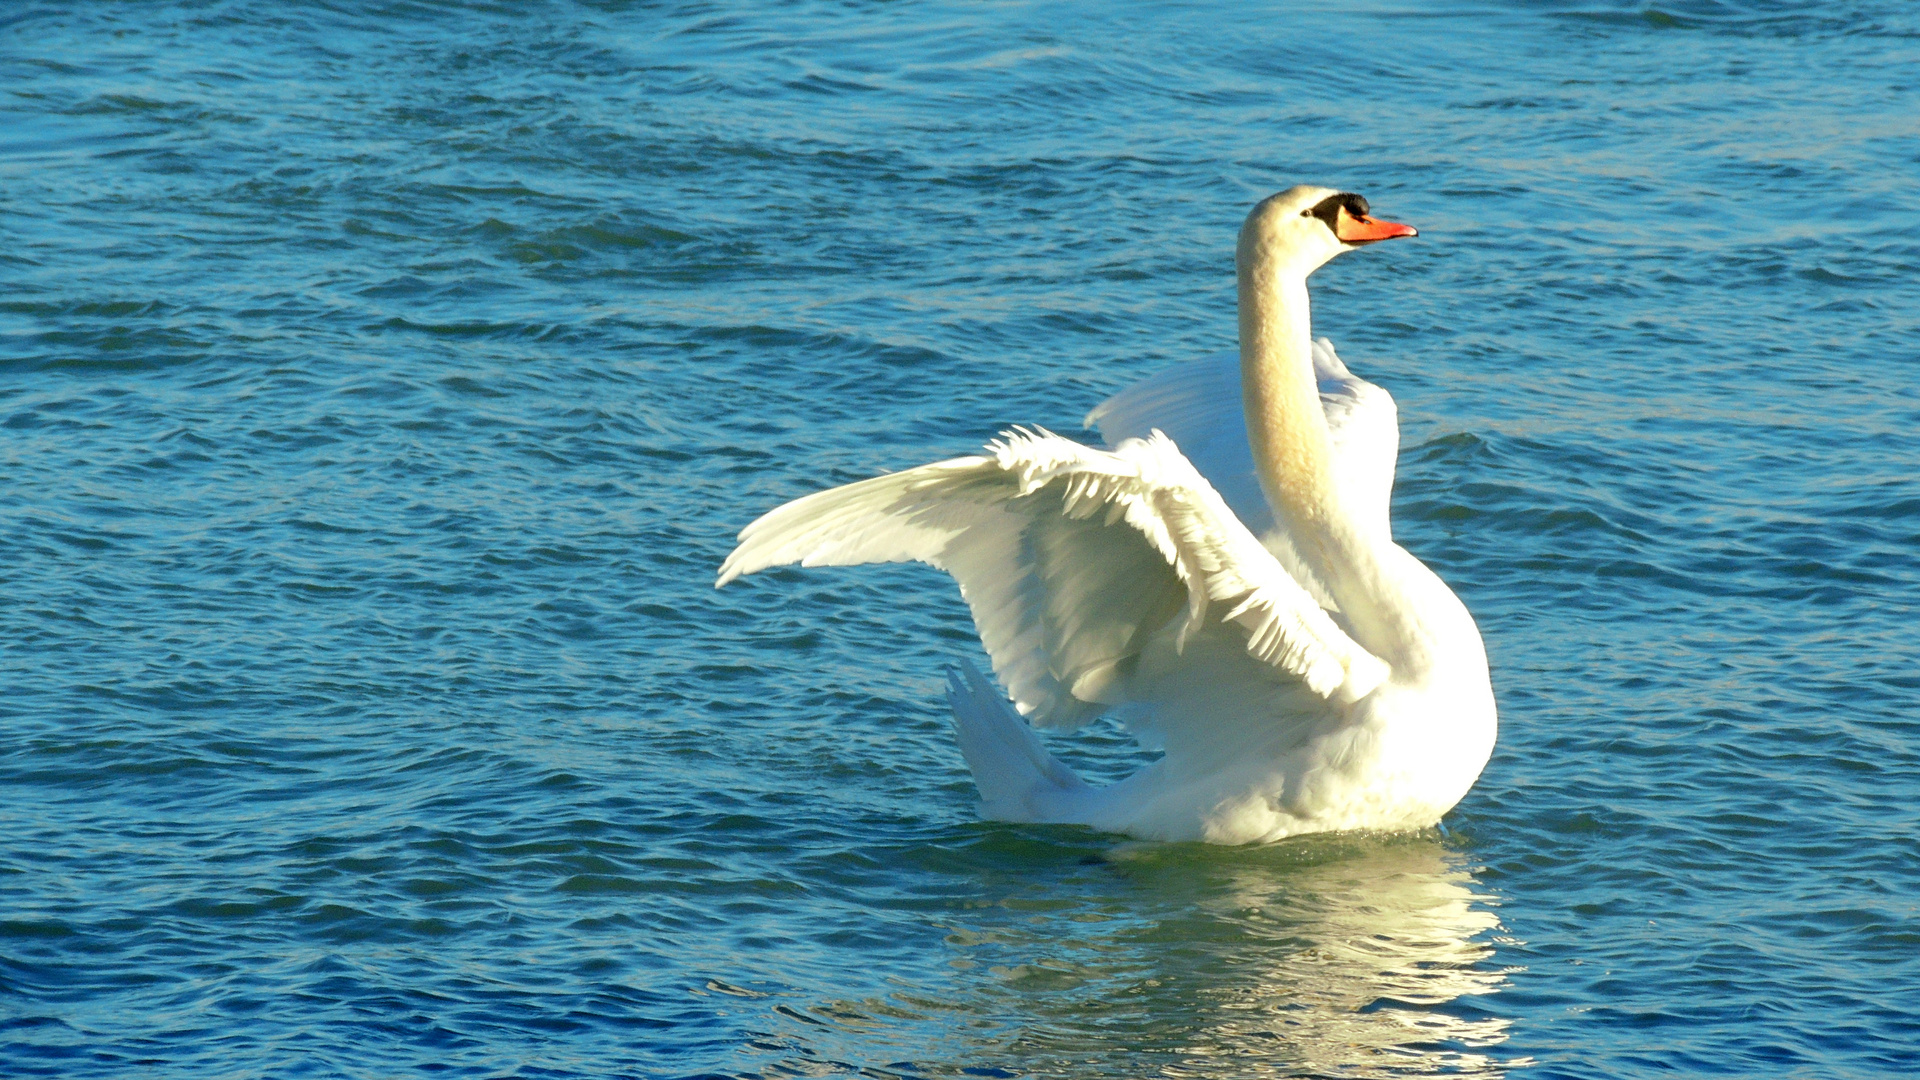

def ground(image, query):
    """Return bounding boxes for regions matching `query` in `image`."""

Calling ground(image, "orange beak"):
[1337,210,1418,245]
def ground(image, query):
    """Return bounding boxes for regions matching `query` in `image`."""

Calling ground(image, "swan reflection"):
[1097,835,1514,1076]
[772,831,1515,1078]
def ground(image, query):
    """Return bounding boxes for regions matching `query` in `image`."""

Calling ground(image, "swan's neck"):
[1239,262,1337,537]
[1238,251,1461,677]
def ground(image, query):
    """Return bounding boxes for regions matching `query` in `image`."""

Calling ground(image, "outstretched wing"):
[717,429,1388,729]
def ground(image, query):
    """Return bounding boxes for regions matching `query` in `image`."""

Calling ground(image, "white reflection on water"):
[773,832,1517,1079]
[1117,836,1514,1077]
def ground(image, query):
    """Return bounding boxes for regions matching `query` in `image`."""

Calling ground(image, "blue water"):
[3,1,1918,1076]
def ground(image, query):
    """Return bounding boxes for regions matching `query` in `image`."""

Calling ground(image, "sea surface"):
[3,2,1917,1077]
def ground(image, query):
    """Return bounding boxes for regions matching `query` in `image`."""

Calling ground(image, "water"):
[2,1,1917,1076]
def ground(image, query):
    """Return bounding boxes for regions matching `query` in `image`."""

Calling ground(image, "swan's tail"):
[946,662,1089,822]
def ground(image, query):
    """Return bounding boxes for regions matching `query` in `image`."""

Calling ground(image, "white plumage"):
[718,186,1496,844]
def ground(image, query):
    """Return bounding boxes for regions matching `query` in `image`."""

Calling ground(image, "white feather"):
[718,427,1387,728]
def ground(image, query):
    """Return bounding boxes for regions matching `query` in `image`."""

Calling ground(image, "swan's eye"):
[1307,192,1349,234]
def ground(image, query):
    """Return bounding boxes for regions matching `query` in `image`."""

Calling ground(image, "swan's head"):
[1238,185,1418,278]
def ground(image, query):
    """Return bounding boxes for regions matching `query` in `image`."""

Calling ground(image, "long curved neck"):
[1238,241,1450,674]
[1238,242,1393,633]
[1238,254,1337,537]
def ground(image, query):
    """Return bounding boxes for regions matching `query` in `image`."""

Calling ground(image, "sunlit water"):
[3,2,1917,1077]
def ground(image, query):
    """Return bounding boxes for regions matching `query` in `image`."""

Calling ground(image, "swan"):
[717,186,1496,844]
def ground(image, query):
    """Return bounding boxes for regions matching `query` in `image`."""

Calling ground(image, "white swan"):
[717,186,1496,844]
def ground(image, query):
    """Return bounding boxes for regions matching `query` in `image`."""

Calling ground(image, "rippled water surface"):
[4,2,1918,1077]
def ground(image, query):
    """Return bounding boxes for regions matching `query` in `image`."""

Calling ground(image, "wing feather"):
[718,428,1388,727]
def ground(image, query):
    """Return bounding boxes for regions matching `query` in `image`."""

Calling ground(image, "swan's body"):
[718,186,1495,844]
